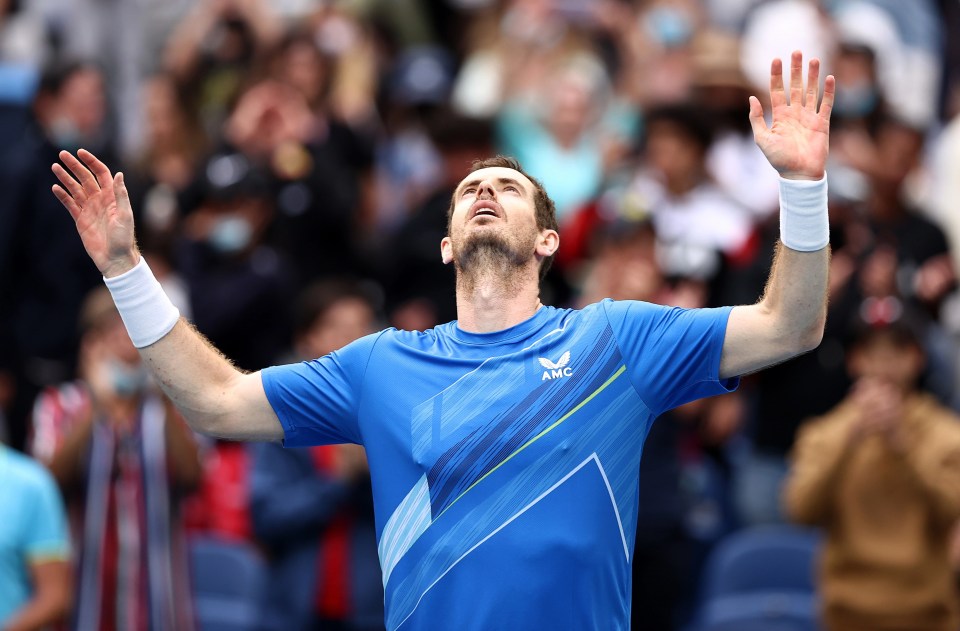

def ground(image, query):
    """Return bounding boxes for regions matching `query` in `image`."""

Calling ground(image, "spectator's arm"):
[162,0,225,80]
[783,410,855,526]
[230,0,282,51]
[899,408,960,526]
[163,0,281,80]
[41,410,94,491]
[1,560,72,631]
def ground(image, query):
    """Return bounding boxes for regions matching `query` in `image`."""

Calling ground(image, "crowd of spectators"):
[2,0,960,629]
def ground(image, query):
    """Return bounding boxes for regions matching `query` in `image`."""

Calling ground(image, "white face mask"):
[207,215,253,254]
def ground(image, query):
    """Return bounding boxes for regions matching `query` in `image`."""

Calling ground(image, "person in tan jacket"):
[784,317,960,631]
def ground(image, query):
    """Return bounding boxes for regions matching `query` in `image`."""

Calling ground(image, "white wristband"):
[779,174,829,252]
[103,257,181,348]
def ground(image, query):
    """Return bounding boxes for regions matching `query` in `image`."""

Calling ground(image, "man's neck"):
[454,267,543,333]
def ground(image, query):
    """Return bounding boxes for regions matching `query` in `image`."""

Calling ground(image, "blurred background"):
[2,0,960,630]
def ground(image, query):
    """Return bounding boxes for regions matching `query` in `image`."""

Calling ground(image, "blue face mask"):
[106,359,148,398]
[644,7,694,48]
[833,82,879,118]
[207,215,253,254]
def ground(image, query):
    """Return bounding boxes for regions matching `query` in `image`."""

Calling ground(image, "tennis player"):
[52,52,833,630]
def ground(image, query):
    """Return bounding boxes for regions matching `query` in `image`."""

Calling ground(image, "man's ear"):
[441,236,453,264]
[536,229,560,259]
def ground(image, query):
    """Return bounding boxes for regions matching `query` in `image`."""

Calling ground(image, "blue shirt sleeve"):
[601,299,738,417]
[24,466,70,562]
[261,332,385,447]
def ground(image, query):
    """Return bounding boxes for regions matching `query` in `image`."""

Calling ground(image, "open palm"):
[749,51,835,180]
[52,149,138,277]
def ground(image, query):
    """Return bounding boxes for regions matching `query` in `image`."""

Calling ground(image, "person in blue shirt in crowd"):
[0,443,71,631]
[51,52,834,631]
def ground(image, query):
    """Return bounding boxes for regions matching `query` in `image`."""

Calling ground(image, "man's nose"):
[477,181,495,199]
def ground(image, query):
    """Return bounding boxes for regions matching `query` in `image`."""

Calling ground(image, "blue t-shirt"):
[262,300,737,631]
[0,445,70,624]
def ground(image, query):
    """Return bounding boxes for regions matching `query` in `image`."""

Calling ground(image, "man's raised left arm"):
[720,51,835,379]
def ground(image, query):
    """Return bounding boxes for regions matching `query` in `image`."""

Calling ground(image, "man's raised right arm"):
[52,149,283,441]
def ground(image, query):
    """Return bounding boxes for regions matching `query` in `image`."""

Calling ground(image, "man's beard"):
[453,229,533,292]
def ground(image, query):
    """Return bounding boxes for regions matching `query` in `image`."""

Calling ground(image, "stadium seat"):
[190,536,266,631]
[690,525,823,631]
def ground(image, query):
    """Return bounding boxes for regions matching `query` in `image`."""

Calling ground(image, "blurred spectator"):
[0,60,112,451]
[827,37,891,204]
[694,30,779,219]
[0,442,71,631]
[784,316,960,631]
[127,74,209,237]
[219,77,370,286]
[451,0,585,119]
[831,0,942,129]
[852,116,955,316]
[739,0,835,106]
[612,104,753,284]
[495,51,615,221]
[29,286,202,631]
[177,150,296,371]
[0,0,51,74]
[381,110,493,329]
[163,0,282,138]
[452,1,643,222]
[631,0,705,106]
[371,46,453,236]
[33,60,114,158]
[250,280,384,631]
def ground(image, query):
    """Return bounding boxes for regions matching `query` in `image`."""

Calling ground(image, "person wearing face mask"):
[176,152,297,371]
[28,286,203,631]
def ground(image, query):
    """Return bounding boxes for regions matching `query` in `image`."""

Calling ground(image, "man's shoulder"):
[1,447,58,496]
[911,394,960,430]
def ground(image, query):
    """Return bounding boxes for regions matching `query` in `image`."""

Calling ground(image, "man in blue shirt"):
[52,53,834,630]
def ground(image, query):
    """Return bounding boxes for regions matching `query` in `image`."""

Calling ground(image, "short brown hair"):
[447,156,559,280]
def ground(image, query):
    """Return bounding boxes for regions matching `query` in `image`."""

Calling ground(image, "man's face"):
[848,336,924,392]
[441,167,551,273]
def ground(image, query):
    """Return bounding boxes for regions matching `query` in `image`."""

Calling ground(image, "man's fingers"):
[51,163,85,201]
[114,172,130,209]
[789,50,803,107]
[52,184,82,220]
[819,74,836,122]
[804,58,820,110]
[769,58,787,108]
[59,150,99,192]
[748,96,768,140]
[78,148,113,190]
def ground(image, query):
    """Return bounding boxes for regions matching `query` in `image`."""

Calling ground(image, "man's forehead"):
[457,167,534,190]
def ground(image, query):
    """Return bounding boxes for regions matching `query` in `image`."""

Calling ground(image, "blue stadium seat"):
[690,525,823,631]
[190,536,266,631]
